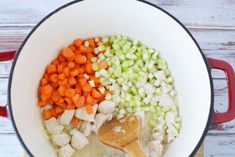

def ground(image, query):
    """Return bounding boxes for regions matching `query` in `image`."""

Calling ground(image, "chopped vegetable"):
[38,36,180,157]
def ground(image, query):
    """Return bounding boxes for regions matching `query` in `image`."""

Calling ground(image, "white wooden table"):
[0,0,235,156]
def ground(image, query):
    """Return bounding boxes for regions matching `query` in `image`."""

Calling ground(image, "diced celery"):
[94,48,99,54]
[122,85,128,91]
[158,58,167,70]
[104,49,111,57]
[148,73,154,79]
[161,81,167,87]
[112,43,119,50]
[92,64,100,71]
[105,93,112,100]
[126,107,133,113]
[89,80,95,87]
[155,88,162,95]
[98,87,105,94]
[130,86,137,94]
[127,82,132,87]
[93,35,180,134]
[84,74,89,80]
[102,37,109,43]
[100,77,106,83]
[175,123,181,130]
[125,93,132,101]
[95,37,100,42]
[95,71,101,78]
[167,76,174,83]
[154,80,160,87]
[152,53,158,60]
[117,114,124,120]
[143,53,149,61]
[98,45,106,52]
[170,90,176,96]
[91,57,97,63]
[117,78,124,84]
[165,69,171,76]
[84,41,89,47]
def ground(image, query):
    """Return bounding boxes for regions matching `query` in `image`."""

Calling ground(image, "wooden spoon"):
[98,115,148,157]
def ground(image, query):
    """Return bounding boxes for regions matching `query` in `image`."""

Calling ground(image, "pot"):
[0,0,234,157]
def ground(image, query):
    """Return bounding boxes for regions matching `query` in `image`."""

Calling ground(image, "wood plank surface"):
[0,0,234,157]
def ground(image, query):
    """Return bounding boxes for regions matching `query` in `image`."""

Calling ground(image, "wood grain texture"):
[0,0,234,157]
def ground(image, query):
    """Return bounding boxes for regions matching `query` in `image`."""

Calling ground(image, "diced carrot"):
[91,88,102,99]
[58,79,68,86]
[57,64,64,73]
[78,74,84,79]
[51,82,59,88]
[74,49,81,55]
[58,73,65,80]
[40,94,51,102]
[79,45,88,53]
[52,59,60,66]
[75,86,82,96]
[42,109,52,120]
[61,62,67,67]
[88,47,94,53]
[69,44,76,52]
[99,61,108,69]
[74,38,83,47]
[40,78,48,86]
[71,116,80,125]
[78,68,85,74]
[85,63,94,74]
[38,100,47,107]
[74,64,79,69]
[41,84,53,95]
[82,83,92,92]
[75,55,87,64]
[86,95,98,106]
[43,73,49,80]
[83,92,90,97]
[58,53,66,62]
[65,88,76,97]
[50,74,58,83]
[87,53,94,60]
[55,106,63,115]
[56,102,67,109]
[67,55,75,62]
[87,38,96,47]
[51,91,61,102]
[85,60,91,64]
[46,64,57,74]
[86,105,93,114]
[47,98,54,104]
[63,67,70,77]
[62,47,75,59]
[68,61,75,69]
[76,96,85,108]
[78,78,87,86]
[70,69,79,76]
[57,98,64,103]
[65,97,73,106]
[72,94,79,104]
[68,76,77,86]
[50,108,57,117]
[58,86,66,96]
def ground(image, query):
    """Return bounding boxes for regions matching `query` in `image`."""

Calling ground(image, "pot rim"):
[7,0,214,156]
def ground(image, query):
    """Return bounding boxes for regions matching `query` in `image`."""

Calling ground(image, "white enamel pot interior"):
[9,0,213,157]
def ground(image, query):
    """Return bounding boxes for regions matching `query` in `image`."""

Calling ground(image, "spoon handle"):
[123,140,148,157]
